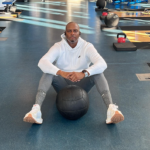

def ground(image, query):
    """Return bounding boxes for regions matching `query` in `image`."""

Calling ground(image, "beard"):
[66,37,78,44]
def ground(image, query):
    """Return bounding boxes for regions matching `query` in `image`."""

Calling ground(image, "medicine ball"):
[96,0,106,9]
[104,13,119,28]
[56,85,89,120]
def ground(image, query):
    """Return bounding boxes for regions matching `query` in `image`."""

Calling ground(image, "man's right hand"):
[56,70,72,79]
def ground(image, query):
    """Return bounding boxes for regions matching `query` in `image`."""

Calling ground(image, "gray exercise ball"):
[56,85,89,120]
[104,13,119,28]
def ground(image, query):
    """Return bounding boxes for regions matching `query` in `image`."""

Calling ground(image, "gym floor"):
[0,0,150,150]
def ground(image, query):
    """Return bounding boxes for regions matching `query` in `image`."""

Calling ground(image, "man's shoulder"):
[80,38,92,47]
[87,42,93,46]
[54,41,62,46]
[83,41,94,48]
[50,41,62,50]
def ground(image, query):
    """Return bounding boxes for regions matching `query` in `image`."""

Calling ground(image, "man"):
[23,22,124,124]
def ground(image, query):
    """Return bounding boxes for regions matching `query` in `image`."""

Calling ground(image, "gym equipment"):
[0,0,22,19]
[141,8,150,15]
[2,0,16,13]
[108,8,145,12]
[113,33,137,51]
[56,85,89,120]
[113,42,137,51]
[96,0,105,9]
[10,5,16,13]
[104,13,119,28]
[112,0,121,4]
[102,12,108,16]
[0,27,6,32]
[100,12,108,20]
[95,0,108,11]
[112,0,148,5]
[127,0,148,6]
[117,33,126,43]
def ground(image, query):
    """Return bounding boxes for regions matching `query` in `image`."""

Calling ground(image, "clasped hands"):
[57,70,85,82]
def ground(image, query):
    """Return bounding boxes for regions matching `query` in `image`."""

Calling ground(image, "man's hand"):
[68,72,85,82]
[57,70,72,79]
[57,70,85,82]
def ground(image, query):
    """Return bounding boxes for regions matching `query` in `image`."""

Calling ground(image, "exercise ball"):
[56,85,89,120]
[104,13,119,28]
[96,0,106,9]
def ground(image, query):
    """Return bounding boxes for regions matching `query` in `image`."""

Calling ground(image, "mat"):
[120,26,150,30]
[0,18,23,21]
[113,42,137,51]
[120,17,150,20]
[119,26,150,31]
[0,11,22,21]
[136,73,150,81]
[120,26,150,42]
[108,8,145,12]
[132,42,150,49]
[0,37,7,41]
[0,27,6,32]
[0,10,22,13]
[119,26,150,49]
[122,30,150,42]
[111,11,150,18]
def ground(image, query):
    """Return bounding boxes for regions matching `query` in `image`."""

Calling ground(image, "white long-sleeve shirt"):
[38,34,107,76]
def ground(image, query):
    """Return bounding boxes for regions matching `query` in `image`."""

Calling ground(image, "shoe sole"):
[107,111,124,124]
[23,114,42,124]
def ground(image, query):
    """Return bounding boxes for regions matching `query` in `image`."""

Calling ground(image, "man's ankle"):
[33,104,41,109]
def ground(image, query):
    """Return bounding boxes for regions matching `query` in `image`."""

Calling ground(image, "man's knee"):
[42,73,54,79]
[92,73,105,81]
[38,73,54,92]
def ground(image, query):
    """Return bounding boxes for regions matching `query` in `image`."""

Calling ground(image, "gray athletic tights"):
[35,73,113,108]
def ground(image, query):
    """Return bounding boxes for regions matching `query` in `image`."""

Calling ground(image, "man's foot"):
[106,104,124,124]
[23,104,43,124]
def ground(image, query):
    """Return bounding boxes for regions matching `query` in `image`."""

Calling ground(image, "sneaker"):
[23,104,43,124]
[106,104,124,124]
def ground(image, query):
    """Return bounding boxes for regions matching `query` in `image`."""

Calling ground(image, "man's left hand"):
[67,72,85,82]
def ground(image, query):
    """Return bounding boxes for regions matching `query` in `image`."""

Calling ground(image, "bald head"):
[66,22,80,31]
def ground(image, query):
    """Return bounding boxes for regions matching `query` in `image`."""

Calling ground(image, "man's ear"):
[79,32,81,35]
[64,32,66,35]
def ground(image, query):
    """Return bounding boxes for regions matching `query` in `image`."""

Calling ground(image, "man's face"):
[65,23,80,44]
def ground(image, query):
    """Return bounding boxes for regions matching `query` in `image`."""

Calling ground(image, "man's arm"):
[85,44,107,76]
[38,44,83,82]
[38,44,60,75]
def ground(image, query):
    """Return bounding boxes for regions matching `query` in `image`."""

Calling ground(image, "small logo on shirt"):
[78,56,81,58]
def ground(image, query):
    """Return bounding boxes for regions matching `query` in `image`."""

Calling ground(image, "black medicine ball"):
[104,13,119,28]
[96,0,106,9]
[56,85,89,120]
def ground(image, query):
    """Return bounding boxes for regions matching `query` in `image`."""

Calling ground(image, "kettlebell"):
[102,12,108,16]
[100,12,108,20]
[117,33,126,43]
